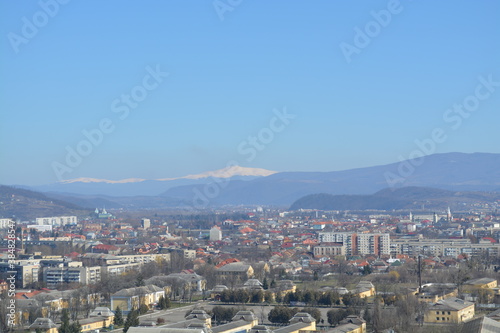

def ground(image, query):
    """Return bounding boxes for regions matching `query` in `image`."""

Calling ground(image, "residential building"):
[216,262,254,280]
[460,316,500,333]
[318,232,390,255]
[0,261,39,288]
[390,238,500,258]
[111,285,164,314]
[141,218,151,229]
[313,242,345,258]
[424,297,474,324]
[210,226,222,241]
[35,216,77,226]
[43,262,101,288]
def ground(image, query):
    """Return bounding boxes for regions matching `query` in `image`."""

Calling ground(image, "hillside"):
[0,185,90,221]
[289,187,500,211]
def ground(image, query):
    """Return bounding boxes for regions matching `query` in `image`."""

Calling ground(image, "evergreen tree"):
[158,295,171,309]
[135,275,145,287]
[59,309,71,333]
[114,306,124,326]
[270,279,276,288]
[139,304,149,315]
[123,309,140,333]
[262,277,269,290]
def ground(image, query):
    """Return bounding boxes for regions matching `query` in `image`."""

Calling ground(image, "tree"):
[135,275,145,287]
[114,307,124,326]
[327,309,347,326]
[59,309,71,333]
[158,295,171,310]
[268,306,298,324]
[301,307,321,323]
[371,297,383,333]
[139,304,149,315]
[123,309,140,333]
[211,306,237,324]
[262,277,269,290]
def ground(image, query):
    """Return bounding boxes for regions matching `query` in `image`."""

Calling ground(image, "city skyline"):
[1,1,499,185]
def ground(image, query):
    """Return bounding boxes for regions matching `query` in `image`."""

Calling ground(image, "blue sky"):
[1,0,499,185]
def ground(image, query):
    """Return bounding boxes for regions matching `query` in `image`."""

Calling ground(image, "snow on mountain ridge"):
[60,166,276,184]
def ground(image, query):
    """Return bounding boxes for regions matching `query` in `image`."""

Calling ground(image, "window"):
[436,311,439,315]
[436,317,440,321]
[448,312,451,315]
[442,317,445,321]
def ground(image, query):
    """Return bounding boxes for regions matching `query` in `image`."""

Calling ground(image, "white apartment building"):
[390,238,500,258]
[318,232,390,255]
[36,216,78,226]
[209,226,222,241]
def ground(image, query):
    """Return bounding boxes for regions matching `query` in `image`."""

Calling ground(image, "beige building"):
[313,242,345,258]
[424,297,474,324]
[111,285,165,314]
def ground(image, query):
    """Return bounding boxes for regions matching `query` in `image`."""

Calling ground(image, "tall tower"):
[447,207,452,223]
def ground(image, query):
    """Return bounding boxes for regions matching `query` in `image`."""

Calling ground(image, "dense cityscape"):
[2,195,500,332]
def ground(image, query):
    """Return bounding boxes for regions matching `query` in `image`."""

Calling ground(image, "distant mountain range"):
[10,152,500,209]
[289,187,500,211]
[26,166,276,196]
[160,152,500,206]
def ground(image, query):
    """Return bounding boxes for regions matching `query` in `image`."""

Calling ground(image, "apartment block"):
[43,262,101,288]
[318,232,390,255]
[36,216,77,226]
[390,238,500,258]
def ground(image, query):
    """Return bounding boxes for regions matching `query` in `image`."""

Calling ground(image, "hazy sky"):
[1,0,499,185]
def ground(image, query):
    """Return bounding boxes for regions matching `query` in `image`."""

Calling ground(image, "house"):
[29,318,58,333]
[274,312,316,333]
[460,316,500,332]
[111,285,165,314]
[328,323,364,333]
[415,283,457,303]
[211,310,259,333]
[463,278,498,291]
[424,297,474,324]
[165,271,207,292]
[79,316,114,332]
[336,316,366,333]
[352,281,375,298]
[216,262,254,281]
